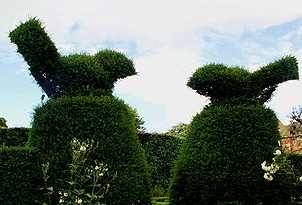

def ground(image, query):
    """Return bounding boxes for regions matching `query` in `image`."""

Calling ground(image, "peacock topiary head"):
[9,18,136,98]
[187,56,299,104]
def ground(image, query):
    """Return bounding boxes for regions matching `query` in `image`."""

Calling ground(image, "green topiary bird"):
[170,57,299,204]
[9,18,136,97]
[187,56,299,103]
[9,18,150,205]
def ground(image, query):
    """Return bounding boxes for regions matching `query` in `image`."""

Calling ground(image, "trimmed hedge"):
[138,133,184,195]
[0,127,30,147]
[0,146,43,204]
[169,102,292,204]
[28,95,151,204]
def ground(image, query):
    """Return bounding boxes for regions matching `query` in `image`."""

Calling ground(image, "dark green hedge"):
[138,133,184,194]
[170,103,292,204]
[28,95,151,204]
[0,127,30,147]
[0,146,43,204]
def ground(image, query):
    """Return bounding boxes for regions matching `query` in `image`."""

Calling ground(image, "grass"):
[151,197,170,205]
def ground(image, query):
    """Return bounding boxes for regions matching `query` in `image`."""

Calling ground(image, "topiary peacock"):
[169,57,299,204]
[10,18,150,205]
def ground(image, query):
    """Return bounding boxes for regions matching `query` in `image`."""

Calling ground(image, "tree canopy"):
[0,117,7,128]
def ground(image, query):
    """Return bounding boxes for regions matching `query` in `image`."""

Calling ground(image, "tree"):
[0,117,7,128]
[289,106,302,137]
[166,123,188,138]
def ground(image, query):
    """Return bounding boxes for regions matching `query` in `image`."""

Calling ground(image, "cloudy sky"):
[0,0,302,132]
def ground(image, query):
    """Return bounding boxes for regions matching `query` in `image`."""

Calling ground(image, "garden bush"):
[170,102,293,204]
[138,133,184,195]
[170,56,299,204]
[0,127,30,147]
[28,95,151,204]
[0,146,43,204]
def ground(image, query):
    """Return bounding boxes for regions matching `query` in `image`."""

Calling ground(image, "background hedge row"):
[0,146,43,204]
[2,126,302,203]
[138,132,184,196]
[0,127,29,147]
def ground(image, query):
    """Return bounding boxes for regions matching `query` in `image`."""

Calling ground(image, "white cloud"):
[1,0,302,130]
[115,47,206,125]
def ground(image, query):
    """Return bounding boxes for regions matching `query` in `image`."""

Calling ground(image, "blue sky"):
[0,0,302,132]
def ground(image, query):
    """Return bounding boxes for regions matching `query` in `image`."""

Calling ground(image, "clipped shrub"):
[170,102,293,204]
[28,95,151,204]
[0,146,43,204]
[138,133,184,195]
[170,56,299,204]
[0,127,30,147]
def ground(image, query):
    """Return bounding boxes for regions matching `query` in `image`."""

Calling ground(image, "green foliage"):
[187,56,299,103]
[169,103,291,204]
[286,153,302,203]
[151,197,170,205]
[9,18,60,97]
[41,138,115,205]
[0,117,8,128]
[9,18,136,97]
[138,133,184,195]
[0,146,43,204]
[0,127,30,147]
[187,64,250,102]
[28,95,151,204]
[166,123,188,138]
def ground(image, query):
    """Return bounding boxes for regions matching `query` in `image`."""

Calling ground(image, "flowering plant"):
[261,149,282,181]
[261,148,302,202]
[41,138,116,205]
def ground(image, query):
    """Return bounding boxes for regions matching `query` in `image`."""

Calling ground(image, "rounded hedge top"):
[9,18,136,97]
[187,56,299,103]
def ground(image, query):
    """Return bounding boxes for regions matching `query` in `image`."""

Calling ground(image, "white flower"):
[273,150,282,156]
[261,161,271,172]
[264,173,273,181]
[63,192,68,197]
[299,176,302,181]
[80,145,86,152]
[269,166,279,174]
[76,198,83,204]
[59,198,64,203]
